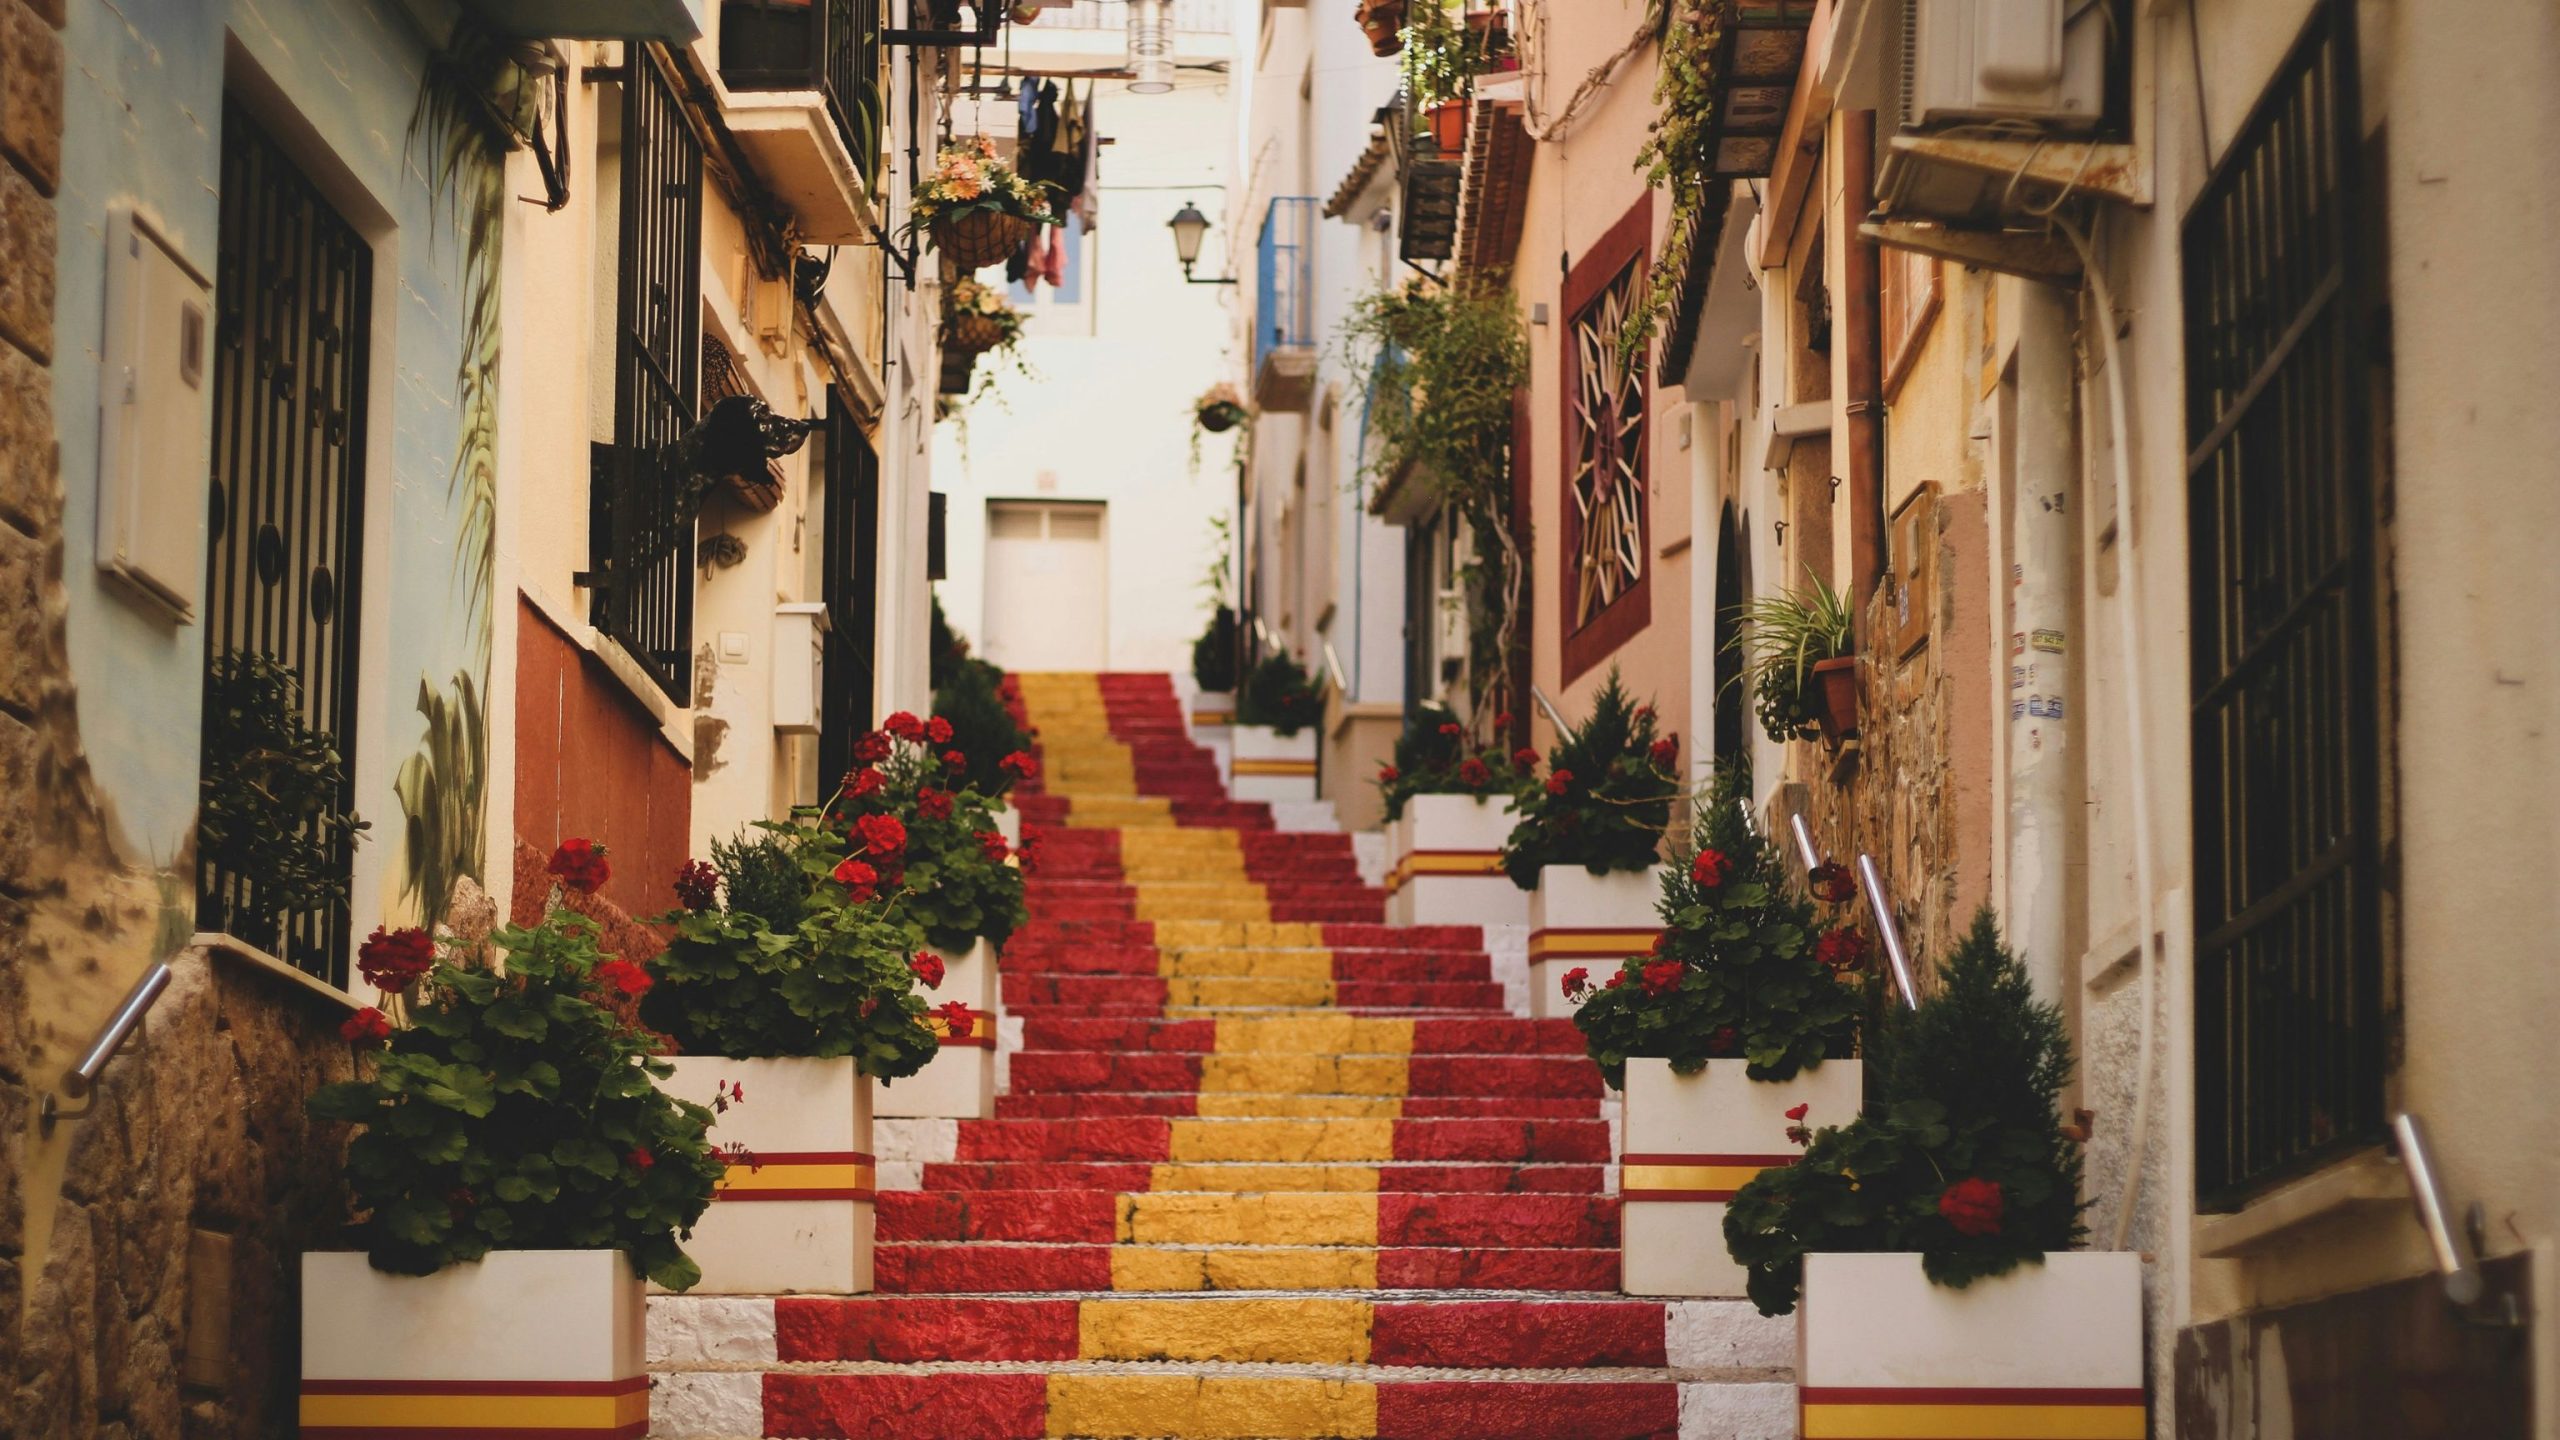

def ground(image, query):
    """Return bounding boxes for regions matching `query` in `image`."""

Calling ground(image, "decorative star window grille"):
[1570,256,1648,630]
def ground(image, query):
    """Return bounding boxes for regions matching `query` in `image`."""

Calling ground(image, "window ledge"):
[2193,1147,2404,1258]
[196,933,361,1011]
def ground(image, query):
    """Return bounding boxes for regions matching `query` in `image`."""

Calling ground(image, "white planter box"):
[1231,724,1318,802]
[876,938,997,1120]
[1386,794,1528,927]
[993,803,1020,847]
[1529,864,1668,1018]
[659,1056,876,1295]
[1800,1251,2145,1435]
[1619,1056,1863,1298]
[301,1249,645,1434]
[1189,689,1235,731]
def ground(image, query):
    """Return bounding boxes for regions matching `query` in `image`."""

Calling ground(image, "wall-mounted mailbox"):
[96,210,213,622]
[773,602,829,735]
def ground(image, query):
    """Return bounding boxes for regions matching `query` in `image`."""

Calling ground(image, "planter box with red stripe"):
[1231,724,1318,802]
[1529,865,1666,1018]
[661,1056,877,1294]
[1386,794,1528,927]
[300,1249,647,1436]
[1618,1056,1861,1297]
[1799,1251,2145,1438]
[876,938,997,1121]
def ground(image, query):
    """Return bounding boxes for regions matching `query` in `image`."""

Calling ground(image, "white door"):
[983,500,1109,672]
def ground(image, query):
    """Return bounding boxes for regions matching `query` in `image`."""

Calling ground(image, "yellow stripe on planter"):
[300,1381,649,1434]
[1526,927,1662,961]
[1385,850,1506,892]
[1231,757,1319,777]
[1800,1397,2147,1440]
[1046,1374,1378,1440]
[1616,1159,1780,1202]
[1078,1297,1374,1365]
[712,1151,877,1201]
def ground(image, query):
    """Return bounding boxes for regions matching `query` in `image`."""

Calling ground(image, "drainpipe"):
[1688,399,1720,793]
[1839,115,1885,638]
[2006,281,2078,1008]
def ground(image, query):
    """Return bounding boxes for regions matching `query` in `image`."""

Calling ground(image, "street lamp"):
[1167,202,1237,285]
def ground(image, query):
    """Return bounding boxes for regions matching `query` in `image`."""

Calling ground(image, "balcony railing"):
[721,0,885,184]
[1024,0,1226,30]
[1255,197,1316,374]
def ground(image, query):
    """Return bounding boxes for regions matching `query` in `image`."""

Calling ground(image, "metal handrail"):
[1787,810,1917,1011]
[2390,1113,2484,1306]
[41,960,174,1133]
[1527,683,1570,734]
[1321,641,1349,695]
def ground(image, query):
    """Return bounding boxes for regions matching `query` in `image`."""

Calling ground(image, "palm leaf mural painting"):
[393,27,511,925]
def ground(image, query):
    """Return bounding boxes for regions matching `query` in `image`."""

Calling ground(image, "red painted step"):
[873,1243,1621,1294]
[918,1161,1611,1194]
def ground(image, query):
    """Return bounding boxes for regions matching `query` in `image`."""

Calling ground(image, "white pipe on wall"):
[2006,282,2079,1009]
[1689,400,1720,795]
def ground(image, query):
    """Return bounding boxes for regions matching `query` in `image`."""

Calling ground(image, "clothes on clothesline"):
[1008,77,1098,291]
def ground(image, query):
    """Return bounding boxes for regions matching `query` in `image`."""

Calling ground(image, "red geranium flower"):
[1016,836,1043,874]
[1690,847,1732,889]
[1560,966,1591,998]
[1494,711,1513,729]
[1640,959,1685,996]
[927,715,955,744]
[1545,768,1573,796]
[935,1000,976,1041]
[1785,1102,1813,1146]
[1512,747,1540,768]
[1648,736,1679,767]
[1001,751,1041,780]
[1456,758,1492,788]
[1808,861,1857,904]
[1814,926,1871,973]
[627,1147,655,1172]
[975,830,1010,863]
[1785,1103,1811,1122]
[672,860,721,912]
[917,788,956,821]
[884,711,926,741]
[357,926,437,992]
[547,838,611,895]
[595,958,653,998]
[1439,721,1464,737]
[1649,931,1668,954]
[910,951,946,990]
[339,1007,392,1046]
[857,813,908,858]
[832,856,879,902]
[1708,1025,1739,1056]
[943,749,968,770]
[853,731,892,765]
[849,767,887,798]
[1377,764,1400,784]
[1939,1176,2006,1237]
[1603,971,1626,990]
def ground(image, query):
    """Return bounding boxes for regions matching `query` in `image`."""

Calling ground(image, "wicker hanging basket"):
[932,208,1038,271]
[945,311,1012,356]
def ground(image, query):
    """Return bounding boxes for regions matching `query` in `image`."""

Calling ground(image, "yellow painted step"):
[1116,1192,1377,1247]
[1108,1245,1381,1292]
[1147,1163,1382,1193]
[1160,948,1336,981]
[1077,1297,1374,1365]
[1213,1016,1417,1056]
[1167,977,1332,1009]
[1168,1118,1396,1164]
[1045,1374,1378,1440]
[1193,1095,1402,1119]
[1155,921,1327,949]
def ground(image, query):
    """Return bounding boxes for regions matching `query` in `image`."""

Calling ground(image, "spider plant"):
[1727,572,1855,743]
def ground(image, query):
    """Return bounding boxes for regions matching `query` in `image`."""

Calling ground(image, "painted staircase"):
[651,673,1794,1439]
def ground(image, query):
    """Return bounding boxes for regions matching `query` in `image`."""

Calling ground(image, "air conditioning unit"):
[1902,0,2106,131]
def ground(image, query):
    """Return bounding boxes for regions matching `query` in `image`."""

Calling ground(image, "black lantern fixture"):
[1167,202,1237,285]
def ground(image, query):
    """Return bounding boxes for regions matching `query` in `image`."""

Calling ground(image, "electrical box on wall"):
[96,210,214,621]
[772,602,828,735]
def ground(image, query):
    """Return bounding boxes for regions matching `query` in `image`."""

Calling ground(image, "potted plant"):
[1356,0,1408,56]
[1501,671,1682,1005]
[1724,911,2139,1431]
[1564,770,1867,1294]
[934,655,1034,807]
[301,846,723,1423]
[825,711,1029,1120]
[1378,704,1533,927]
[1194,381,1250,434]
[942,276,1025,358]
[1401,0,1503,152]
[906,136,1058,272]
[640,822,949,1293]
[1233,649,1325,802]
[1191,604,1239,736]
[1730,571,1857,744]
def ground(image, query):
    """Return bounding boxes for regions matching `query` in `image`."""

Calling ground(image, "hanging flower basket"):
[933,208,1037,271]
[1358,0,1408,56]
[1198,400,1248,433]
[945,310,1012,356]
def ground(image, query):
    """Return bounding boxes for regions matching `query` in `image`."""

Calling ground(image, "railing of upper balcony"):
[1026,0,1227,31]
[720,0,886,183]
[1255,197,1316,376]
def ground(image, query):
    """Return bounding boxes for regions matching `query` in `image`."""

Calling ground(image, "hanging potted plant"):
[1378,703,1534,927]
[640,820,945,1293]
[1564,767,1867,1295]
[1194,381,1250,434]
[301,846,724,1425]
[1725,910,2138,1433]
[907,136,1058,272]
[822,710,1031,1121]
[942,276,1025,358]
[1730,571,1857,744]
[1357,0,1409,56]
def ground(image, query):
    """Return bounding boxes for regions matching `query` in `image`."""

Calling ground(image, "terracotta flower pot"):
[1812,655,1859,741]
[1425,99,1467,153]
[932,208,1036,271]
[1358,0,1407,56]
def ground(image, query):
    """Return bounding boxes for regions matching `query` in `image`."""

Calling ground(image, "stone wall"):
[0,1,358,1432]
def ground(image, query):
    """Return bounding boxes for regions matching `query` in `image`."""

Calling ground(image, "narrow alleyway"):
[652,672,1788,1438]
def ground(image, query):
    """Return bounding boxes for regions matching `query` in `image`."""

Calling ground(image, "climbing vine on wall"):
[1624,0,1728,364]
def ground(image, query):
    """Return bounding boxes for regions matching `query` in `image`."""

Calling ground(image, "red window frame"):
[1558,194,1655,685]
